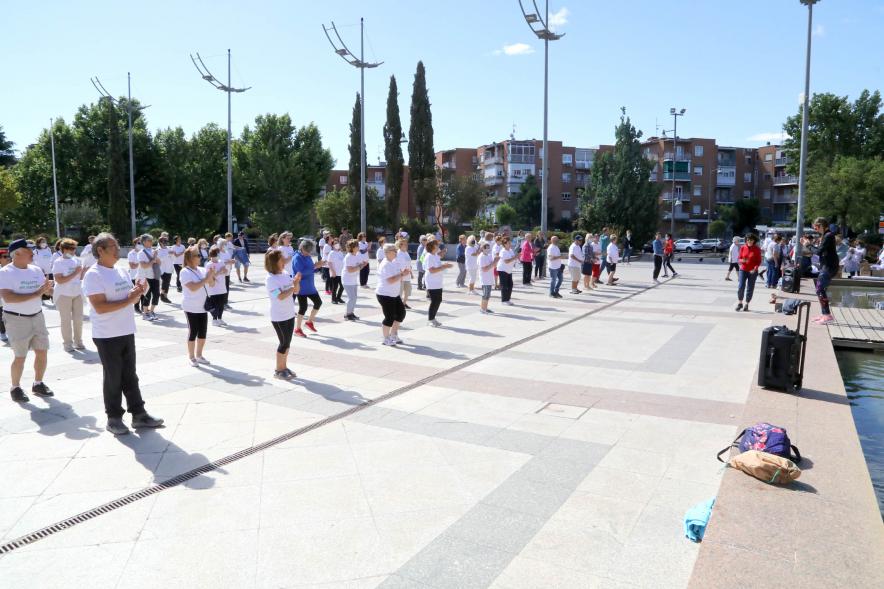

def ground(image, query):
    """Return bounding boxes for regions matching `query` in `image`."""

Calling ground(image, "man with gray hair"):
[0,239,55,402]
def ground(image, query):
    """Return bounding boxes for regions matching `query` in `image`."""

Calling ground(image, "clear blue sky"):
[2,0,882,167]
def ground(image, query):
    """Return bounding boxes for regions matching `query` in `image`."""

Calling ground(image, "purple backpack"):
[717,422,801,463]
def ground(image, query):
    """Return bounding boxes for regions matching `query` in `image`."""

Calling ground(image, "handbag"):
[189,268,215,313]
[144,248,162,280]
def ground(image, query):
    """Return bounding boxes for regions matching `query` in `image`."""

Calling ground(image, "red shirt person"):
[735,234,762,312]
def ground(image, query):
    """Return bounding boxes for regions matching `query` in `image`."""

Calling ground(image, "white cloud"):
[549,7,569,31]
[494,43,534,56]
[747,132,791,143]
[812,24,825,37]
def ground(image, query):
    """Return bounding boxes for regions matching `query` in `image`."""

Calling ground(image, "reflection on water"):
[828,286,884,309]
[836,350,884,519]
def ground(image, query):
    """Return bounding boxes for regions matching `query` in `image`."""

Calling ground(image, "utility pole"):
[191,50,251,234]
[323,19,383,236]
[669,107,686,236]
[91,74,149,240]
[794,0,819,262]
[49,118,60,238]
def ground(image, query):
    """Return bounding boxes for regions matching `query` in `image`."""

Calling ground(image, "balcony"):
[773,175,798,186]
[716,157,736,167]
[663,152,691,162]
[662,171,691,181]
[484,176,503,185]
[662,211,690,221]
[649,172,658,182]
[716,194,735,204]
[575,160,591,170]
[773,193,798,204]
[440,161,456,169]
[482,154,503,165]
[717,167,736,187]
[508,154,534,164]
[775,156,791,167]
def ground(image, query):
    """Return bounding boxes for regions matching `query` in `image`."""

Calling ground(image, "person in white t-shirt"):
[342,239,367,320]
[157,236,175,304]
[33,236,53,276]
[205,246,229,327]
[80,235,96,270]
[321,233,334,294]
[0,239,55,402]
[375,236,387,268]
[465,235,480,295]
[127,237,144,315]
[546,235,563,298]
[375,243,409,345]
[0,248,9,343]
[179,246,217,366]
[218,238,236,310]
[496,237,517,305]
[567,234,585,294]
[277,232,296,267]
[606,234,621,285]
[491,236,503,290]
[136,234,161,321]
[265,249,302,380]
[83,233,163,436]
[357,232,371,287]
[51,238,86,352]
[396,238,414,309]
[423,238,453,326]
[477,241,497,314]
[172,236,186,292]
[326,237,345,304]
[725,236,741,281]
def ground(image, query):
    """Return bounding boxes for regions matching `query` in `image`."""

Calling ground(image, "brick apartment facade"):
[324,164,415,220]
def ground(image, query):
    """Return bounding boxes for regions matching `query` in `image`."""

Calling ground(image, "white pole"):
[541,0,549,235]
[127,72,136,240]
[795,1,815,261]
[227,49,234,235]
[49,118,61,237]
[359,18,367,236]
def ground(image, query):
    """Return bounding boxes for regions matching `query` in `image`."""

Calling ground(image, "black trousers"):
[330,276,343,302]
[142,278,160,307]
[93,334,145,418]
[427,288,442,320]
[209,293,226,320]
[522,260,532,284]
[271,317,295,353]
[377,294,406,327]
[663,254,676,275]
[174,264,183,289]
[359,264,370,287]
[297,293,322,316]
[653,255,663,280]
[161,272,172,293]
[131,279,141,312]
[500,272,514,302]
[185,311,208,341]
[534,255,545,278]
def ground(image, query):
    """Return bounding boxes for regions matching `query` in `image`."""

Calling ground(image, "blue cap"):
[7,238,32,254]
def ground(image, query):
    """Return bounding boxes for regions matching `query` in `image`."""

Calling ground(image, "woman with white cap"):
[375,243,409,345]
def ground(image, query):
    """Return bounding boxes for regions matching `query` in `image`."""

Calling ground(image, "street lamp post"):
[323,19,383,237]
[49,118,60,238]
[190,50,251,235]
[669,107,686,236]
[794,0,819,262]
[518,0,564,236]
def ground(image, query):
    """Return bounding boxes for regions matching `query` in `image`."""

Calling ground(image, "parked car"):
[674,239,705,253]
[701,238,725,253]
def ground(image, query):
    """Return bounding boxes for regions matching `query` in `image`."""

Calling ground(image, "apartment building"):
[324,163,414,220]
[757,144,798,224]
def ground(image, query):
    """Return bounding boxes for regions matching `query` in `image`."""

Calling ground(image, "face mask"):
[63,253,73,259]
[136,244,143,251]
[333,243,340,250]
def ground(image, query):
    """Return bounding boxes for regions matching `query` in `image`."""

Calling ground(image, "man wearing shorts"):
[0,239,55,402]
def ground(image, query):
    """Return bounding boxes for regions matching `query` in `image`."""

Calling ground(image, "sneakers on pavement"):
[32,383,54,397]
[10,387,28,403]
[735,303,743,311]
[131,412,164,429]
[305,321,317,333]
[294,328,307,338]
[106,417,130,436]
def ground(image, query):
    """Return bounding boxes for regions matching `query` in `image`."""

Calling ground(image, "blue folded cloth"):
[684,497,716,543]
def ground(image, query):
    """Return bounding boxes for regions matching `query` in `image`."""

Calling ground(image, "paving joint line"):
[0,278,669,555]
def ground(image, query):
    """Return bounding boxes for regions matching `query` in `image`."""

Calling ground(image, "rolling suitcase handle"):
[795,301,811,390]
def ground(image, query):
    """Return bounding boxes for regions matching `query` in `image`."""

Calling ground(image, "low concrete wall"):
[689,290,884,587]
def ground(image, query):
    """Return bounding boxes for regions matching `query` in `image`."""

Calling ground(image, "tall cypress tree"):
[106,100,129,239]
[383,75,404,226]
[408,61,435,220]
[348,92,362,192]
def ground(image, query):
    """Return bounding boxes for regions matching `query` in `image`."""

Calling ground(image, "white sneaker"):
[503,301,514,306]
[196,356,210,365]
[190,358,199,367]
[479,308,488,314]
[382,337,396,346]
[428,320,442,327]
[218,320,228,327]
[393,335,403,344]
[212,319,221,327]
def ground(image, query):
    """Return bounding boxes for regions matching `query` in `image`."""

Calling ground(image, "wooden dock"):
[828,306,884,350]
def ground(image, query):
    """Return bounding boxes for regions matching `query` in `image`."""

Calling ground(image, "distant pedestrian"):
[455,234,467,288]
[812,217,838,325]
[622,230,633,265]
[478,241,496,314]
[172,236,186,292]
[416,235,427,291]
[205,246,229,327]
[396,238,414,310]
[520,232,534,285]
[606,234,621,285]
[465,235,479,295]
[568,234,585,294]
[533,232,547,279]
[735,233,762,312]
[652,232,664,282]
[342,239,365,320]
[137,234,161,321]
[725,236,740,281]
[497,237,517,305]
[327,237,344,304]
[357,232,370,287]
[233,231,251,283]
[157,236,174,304]
[663,233,677,277]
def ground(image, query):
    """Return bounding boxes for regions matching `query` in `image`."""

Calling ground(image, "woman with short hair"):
[735,233,762,312]
[51,238,86,352]
[477,241,496,314]
[172,236,186,292]
[137,234,161,321]
[197,238,209,267]
[606,234,621,285]
[396,238,414,310]
[342,239,366,320]
[265,249,301,379]
[180,246,217,366]
[357,232,370,287]
[291,238,325,338]
[465,235,480,295]
[157,236,174,304]
[205,246,229,326]
[127,237,143,314]
[376,243,409,345]
[496,237,517,305]
[423,238,453,326]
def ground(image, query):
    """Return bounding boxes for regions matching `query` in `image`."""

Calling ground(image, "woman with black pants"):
[292,239,325,338]
[375,243,409,345]
[423,238,452,327]
[172,236,185,292]
[357,232,370,287]
[496,237,517,305]
[180,246,216,366]
[205,246,229,327]
[136,234,161,321]
[265,249,301,379]
[663,233,678,277]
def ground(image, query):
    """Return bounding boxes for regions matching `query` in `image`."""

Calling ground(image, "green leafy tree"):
[508,174,545,229]
[579,108,660,242]
[408,61,435,220]
[383,75,405,226]
[314,185,384,236]
[806,155,884,233]
[0,125,16,167]
[718,198,761,235]
[495,203,518,227]
[106,101,130,239]
[433,169,486,228]
[708,219,727,238]
[348,93,362,192]
[0,167,22,234]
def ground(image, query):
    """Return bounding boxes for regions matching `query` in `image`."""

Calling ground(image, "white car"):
[674,239,705,253]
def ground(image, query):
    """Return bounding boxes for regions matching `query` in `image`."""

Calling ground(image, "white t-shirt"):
[180,266,208,313]
[158,247,174,274]
[765,242,779,261]
[496,248,516,273]
[547,244,562,270]
[322,243,332,261]
[127,249,140,279]
[607,243,620,264]
[327,249,344,276]
[172,244,186,264]
[375,258,402,297]
[376,246,385,263]
[0,263,46,314]
[568,243,584,268]
[342,253,362,286]
[592,242,603,264]
[492,243,502,258]
[266,272,296,322]
[80,244,95,269]
[205,260,228,295]
[358,241,369,264]
[396,250,413,282]
[279,245,295,264]
[423,253,444,289]
[465,245,479,269]
[83,265,136,339]
[136,249,157,280]
[51,256,83,297]
[33,247,53,274]
[729,244,740,263]
[478,252,494,286]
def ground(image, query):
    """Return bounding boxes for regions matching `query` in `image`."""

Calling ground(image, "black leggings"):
[142,278,160,307]
[209,293,226,320]
[0,306,5,334]
[376,295,406,327]
[663,254,676,275]
[500,272,513,302]
[272,317,295,353]
[161,272,172,293]
[330,276,343,302]
[428,288,442,320]
[360,264,370,286]
[185,311,208,341]
[653,255,663,280]
[93,334,145,418]
[297,293,322,316]
[174,264,183,289]
[522,260,532,284]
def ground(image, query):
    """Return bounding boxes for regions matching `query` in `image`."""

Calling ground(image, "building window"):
[339,175,348,184]
[694,165,703,176]
[743,172,752,183]
[694,145,704,157]
[561,209,572,220]
[562,153,573,165]
[693,186,702,197]
[374,171,383,183]
[561,192,571,202]
[674,185,683,198]
[744,190,752,198]
[763,189,771,199]
[693,205,701,214]
[562,172,571,184]
[764,173,772,181]
[745,155,753,165]
[765,153,773,161]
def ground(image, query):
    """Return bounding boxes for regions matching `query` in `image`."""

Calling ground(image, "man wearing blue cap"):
[0,239,55,402]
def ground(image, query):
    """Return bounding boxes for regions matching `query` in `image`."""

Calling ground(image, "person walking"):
[735,233,762,312]
[342,239,365,321]
[568,234,585,294]
[812,217,838,325]
[622,230,633,265]
[520,232,534,285]
[0,239,55,402]
[137,234,161,321]
[292,239,325,338]
[416,235,427,291]
[157,236,174,304]
[396,238,414,310]
[357,232,370,288]
[265,249,301,379]
[465,235,480,295]
[327,237,344,304]
[205,246,229,327]
[83,233,163,435]
[725,236,740,281]
[455,234,467,288]
[233,231,251,283]
[497,237,517,305]
[765,234,781,288]
[424,238,453,326]
[127,237,143,314]
[376,243,408,345]
[180,246,216,366]
[546,235,563,298]
[652,232,664,283]
[663,233,678,277]
[172,236,186,292]
[606,234,621,285]
[582,233,595,291]
[492,235,503,290]
[51,238,86,352]
[599,228,610,278]
[477,241,496,314]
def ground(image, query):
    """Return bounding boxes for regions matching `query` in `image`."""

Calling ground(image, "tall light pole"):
[323,19,383,236]
[669,107,686,236]
[794,0,818,262]
[519,0,564,235]
[91,74,149,240]
[49,118,60,238]
[191,50,251,234]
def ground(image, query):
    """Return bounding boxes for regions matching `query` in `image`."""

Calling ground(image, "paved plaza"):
[0,258,797,587]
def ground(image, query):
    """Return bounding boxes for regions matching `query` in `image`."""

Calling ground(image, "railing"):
[482,155,503,165]
[716,174,736,187]
[715,195,735,203]
[773,193,798,204]
[775,157,791,166]
[662,211,690,220]
[663,152,691,162]
[773,175,798,185]
[484,176,503,185]
[716,158,736,167]
[663,171,691,181]
[440,161,455,169]
[575,161,591,169]
[508,154,534,164]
